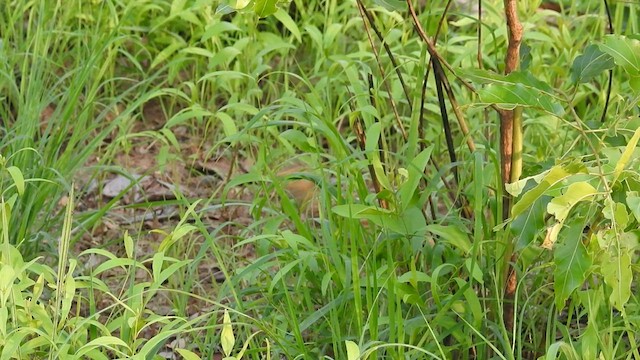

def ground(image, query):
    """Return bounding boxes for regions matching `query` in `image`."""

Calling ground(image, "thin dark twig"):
[432,57,458,184]
[356,0,407,140]
[477,0,483,68]
[600,0,614,123]
[359,2,413,110]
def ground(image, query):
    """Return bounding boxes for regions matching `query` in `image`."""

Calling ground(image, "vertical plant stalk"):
[501,0,523,334]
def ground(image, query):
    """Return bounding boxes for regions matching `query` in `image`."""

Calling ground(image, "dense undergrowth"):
[0,0,639,359]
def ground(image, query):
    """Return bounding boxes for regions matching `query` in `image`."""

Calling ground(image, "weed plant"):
[0,0,639,359]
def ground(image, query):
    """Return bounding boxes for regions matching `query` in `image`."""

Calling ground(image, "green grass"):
[1,0,639,359]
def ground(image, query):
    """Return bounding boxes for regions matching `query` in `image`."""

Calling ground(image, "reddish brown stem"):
[501,0,523,334]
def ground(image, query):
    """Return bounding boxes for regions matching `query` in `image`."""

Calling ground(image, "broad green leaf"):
[6,166,24,196]
[613,127,640,183]
[603,199,630,229]
[425,224,471,254]
[601,251,632,310]
[546,182,598,222]
[217,112,238,138]
[599,35,640,92]
[627,191,640,222]
[221,310,235,356]
[512,166,574,218]
[570,44,615,84]
[254,0,278,17]
[345,340,360,360]
[554,222,591,309]
[506,172,545,197]
[332,204,426,236]
[468,70,564,115]
[512,195,548,250]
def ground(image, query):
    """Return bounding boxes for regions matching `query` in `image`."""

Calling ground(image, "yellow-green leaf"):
[221,310,235,357]
[176,348,202,360]
[345,340,360,360]
[6,166,24,196]
[602,251,632,310]
[613,127,640,183]
[547,182,598,222]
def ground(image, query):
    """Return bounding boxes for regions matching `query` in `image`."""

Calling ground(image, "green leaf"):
[332,204,426,236]
[463,69,564,116]
[546,182,598,222]
[345,340,360,360]
[365,122,391,190]
[221,310,235,356]
[425,224,471,254]
[570,44,615,84]
[176,348,201,360]
[398,146,433,211]
[627,191,640,222]
[613,127,640,183]
[603,199,630,229]
[170,0,188,16]
[601,251,632,310]
[254,0,278,17]
[554,222,592,309]
[233,0,251,10]
[480,83,563,116]
[512,166,573,219]
[123,231,134,259]
[512,195,548,250]
[273,8,301,41]
[6,166,24,196]
[599,35,640,92]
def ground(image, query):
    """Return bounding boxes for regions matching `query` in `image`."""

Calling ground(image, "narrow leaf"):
[398,146,433,211]
[6,166,24,196]
[613,127,640,183]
